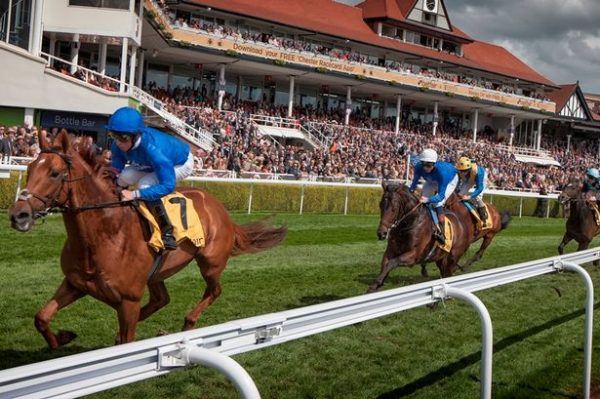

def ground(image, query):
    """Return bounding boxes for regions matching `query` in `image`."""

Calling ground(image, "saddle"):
[435,218,454,253]
[588,202,600,226]
[138,192,206,252]
[425,206,454,253]
[463,201,492,230]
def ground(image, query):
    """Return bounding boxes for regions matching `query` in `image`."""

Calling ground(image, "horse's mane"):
[68,134,120,198]
[394,184,419,210]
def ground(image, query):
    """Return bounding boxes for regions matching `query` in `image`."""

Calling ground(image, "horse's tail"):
[232,218,287,256]
[500,211,511,230]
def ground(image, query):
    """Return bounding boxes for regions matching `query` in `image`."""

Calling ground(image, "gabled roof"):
[547,83,596,119]
[358,0,405,20]
[397,0,417,17]
[358,0,471,41]
[184,0,556,87]
[546,84,578,113]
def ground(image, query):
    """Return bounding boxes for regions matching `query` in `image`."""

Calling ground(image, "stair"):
[129,87,215,151]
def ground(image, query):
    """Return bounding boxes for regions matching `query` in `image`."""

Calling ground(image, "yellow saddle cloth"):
[435,218,454,253]
[468,203,493,230]
[590,203,600,226]
[138,192,205,252]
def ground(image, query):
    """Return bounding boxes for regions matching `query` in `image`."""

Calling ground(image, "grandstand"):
[1,0,600,192]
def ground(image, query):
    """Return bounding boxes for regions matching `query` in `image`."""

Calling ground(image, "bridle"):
[18,149,133,219]
[384,188,423,233]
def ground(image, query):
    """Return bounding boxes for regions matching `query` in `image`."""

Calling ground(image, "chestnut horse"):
[558,180,600,260]
[368,184,470,292]
[9,130,287,349]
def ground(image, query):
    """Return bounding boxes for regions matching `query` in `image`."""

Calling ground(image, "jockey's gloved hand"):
[121,189,138,201]
[419,196,429,204]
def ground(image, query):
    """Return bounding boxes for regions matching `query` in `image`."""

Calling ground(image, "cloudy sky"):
[339,0,600,93]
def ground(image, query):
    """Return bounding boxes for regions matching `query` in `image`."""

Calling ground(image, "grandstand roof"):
[187,0,556,87]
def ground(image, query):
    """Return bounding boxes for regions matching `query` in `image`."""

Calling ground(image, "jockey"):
[582,168,600,197]
[455,156,488,223]
[107,107,194,250]
[409,148,458,244]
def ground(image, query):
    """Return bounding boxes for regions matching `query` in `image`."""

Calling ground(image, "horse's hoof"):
[156,329,169,336]
[56,330,77,346]
[366,286,379,294]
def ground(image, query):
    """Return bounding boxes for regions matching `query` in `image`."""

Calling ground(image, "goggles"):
[108,132,132,142]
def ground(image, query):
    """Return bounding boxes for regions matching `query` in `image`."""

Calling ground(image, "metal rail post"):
[519,197,523,218]
[247,183,254,215]
[560,261,594,399]
[344,186,349,215]
[182,344,261,399]
[14,171,23,202]
[299,184,305,215]
[434,285,493,399]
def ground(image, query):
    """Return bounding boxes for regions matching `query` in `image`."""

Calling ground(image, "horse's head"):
[377,183,416,240]
[559,179,582,205]
[9,130,80,231]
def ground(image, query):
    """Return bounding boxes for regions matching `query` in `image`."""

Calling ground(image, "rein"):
[19,149,135,219]
[389,201,423,232]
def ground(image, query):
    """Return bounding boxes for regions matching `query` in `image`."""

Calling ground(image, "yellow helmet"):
[456,156,472,171]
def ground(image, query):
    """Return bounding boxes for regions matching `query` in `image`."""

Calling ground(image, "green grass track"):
[0,212,599,399]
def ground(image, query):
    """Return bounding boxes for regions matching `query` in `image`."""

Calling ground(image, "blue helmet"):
[586,168,600,180]
[106,107,145,135]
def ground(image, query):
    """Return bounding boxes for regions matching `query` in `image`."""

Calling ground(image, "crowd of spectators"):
[154,0,550,102]
[49,60,120,92]
[2,108,598,194]
[134,85,597,193]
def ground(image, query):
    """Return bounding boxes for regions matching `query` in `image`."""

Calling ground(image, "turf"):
[0,212,599,399]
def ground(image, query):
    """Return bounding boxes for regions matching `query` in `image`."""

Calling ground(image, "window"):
[422,12,437,26]
[382,24,396,37]
[69,0,129,10]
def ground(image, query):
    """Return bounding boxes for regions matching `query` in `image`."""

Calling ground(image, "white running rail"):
[0,248,596,399]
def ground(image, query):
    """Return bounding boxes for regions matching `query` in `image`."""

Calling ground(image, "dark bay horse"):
[9,130,287,349]
[445,196,511,270]
[558,180,600,259]
[368,184,470,292]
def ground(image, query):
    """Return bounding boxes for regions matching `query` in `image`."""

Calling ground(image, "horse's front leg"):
[558,233,573,255]
[35,278,86,349]
[115,299,141,345]
[367,250,417,293]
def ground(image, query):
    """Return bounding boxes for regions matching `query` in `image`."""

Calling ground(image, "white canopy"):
[513,154,561,167]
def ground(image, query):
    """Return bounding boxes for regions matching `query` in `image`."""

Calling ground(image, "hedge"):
[0,172,563,218]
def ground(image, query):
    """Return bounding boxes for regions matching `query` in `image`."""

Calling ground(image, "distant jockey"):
[409,148,458,244]
[107,107,194,250]
[582,168,600,198]
[455,156,488,223]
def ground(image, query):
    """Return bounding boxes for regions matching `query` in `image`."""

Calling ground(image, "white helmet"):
[419,149,438,163]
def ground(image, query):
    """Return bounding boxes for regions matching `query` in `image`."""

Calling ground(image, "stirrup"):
[434,229,445,244]
[162,234,177,250]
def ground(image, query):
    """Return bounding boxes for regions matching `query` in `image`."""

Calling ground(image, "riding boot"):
[147,200,177,250]
[435,222,446,244]
[477,206,489,224]
[434,210,446,244]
